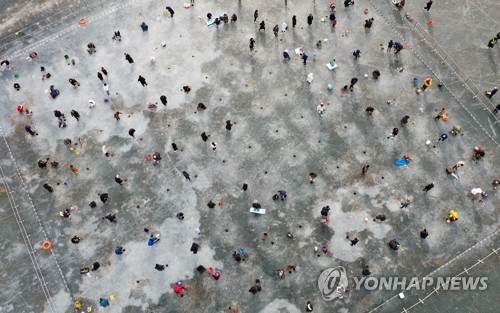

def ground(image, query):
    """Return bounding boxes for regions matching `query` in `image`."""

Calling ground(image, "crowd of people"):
[0,0,498,312]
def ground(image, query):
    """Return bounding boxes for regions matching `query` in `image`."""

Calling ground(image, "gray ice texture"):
[0,0,499,313]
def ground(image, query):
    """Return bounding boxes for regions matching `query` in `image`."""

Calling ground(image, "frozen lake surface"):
[0,0,498,312]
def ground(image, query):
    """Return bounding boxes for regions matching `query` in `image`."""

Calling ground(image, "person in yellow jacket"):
[422,77,433,91]
[434,107,446,120]
[446,210,458,223]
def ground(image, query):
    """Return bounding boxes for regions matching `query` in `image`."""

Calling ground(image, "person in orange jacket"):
[68,164,78,173]
[434,108,446,120]
[422,78,433,91]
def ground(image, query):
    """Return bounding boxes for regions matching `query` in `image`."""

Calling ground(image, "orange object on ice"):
[42,240,53,251]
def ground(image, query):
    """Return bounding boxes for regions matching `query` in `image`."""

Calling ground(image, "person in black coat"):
[190,243,200,254]
[49,85,59,98]
[160,95,167,106]
[259,21,265,31]
[43,183,54,192]
[362,265,371,276]
[420,229,429,239]
[423,182,435,192]
[307,14,314,25]
[115,175,123,185]
[103,213,117,223]
[91,262,100,271]
[71,110,80,121]
[249,283,261,294]
[124,53,134,64]
[100,193,109,203]
[138,75,147,86]
[388,238,400,250]
[166,6,174,17]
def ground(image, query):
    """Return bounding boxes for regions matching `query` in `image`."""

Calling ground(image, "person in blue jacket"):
[302,53,308,65]
[100,298,109,307]
[115,246,125,255]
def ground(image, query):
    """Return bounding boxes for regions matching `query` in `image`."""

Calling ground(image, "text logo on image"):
[318,266,348,301]
[352,276,488,291]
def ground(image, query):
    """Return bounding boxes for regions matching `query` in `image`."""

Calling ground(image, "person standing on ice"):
[138,75,147,86]
[302,52,309,65]
[423,182,435,192]
[307,14,314,25]
[124,53,134,64]
[166,6,175,18]
[282,22,288,34]
[70,110,80,121]
[259,21,266,32]
[249,38,255,51]
[307,73,313,84]
[160,95,167,106]
[68,78,80,87]
[103,83,110,95]
[115,175,123,185]
[283,50,290,60]
[273,25,279,37]
[317,103,326,116]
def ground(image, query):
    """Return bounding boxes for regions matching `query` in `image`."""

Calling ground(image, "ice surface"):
[0,0,498,313]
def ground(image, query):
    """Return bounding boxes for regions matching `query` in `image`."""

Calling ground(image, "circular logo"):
[318,266,348,301]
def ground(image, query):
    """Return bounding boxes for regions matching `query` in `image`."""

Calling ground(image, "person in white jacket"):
[307,73,313,84]
[317,103,326,116]
[103,83,110,95]
[281,22,288,34]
